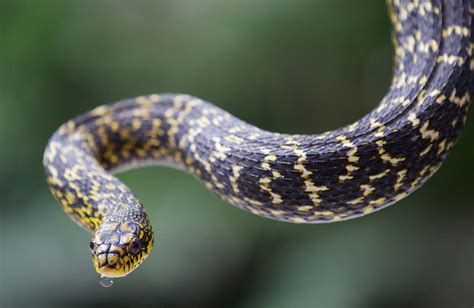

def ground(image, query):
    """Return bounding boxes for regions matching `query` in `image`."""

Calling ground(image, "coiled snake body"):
[44,0,473,278]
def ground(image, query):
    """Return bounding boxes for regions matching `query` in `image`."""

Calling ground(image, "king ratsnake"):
[43,0,473,280]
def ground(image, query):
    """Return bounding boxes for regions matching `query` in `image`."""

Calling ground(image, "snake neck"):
[43,130,150,232]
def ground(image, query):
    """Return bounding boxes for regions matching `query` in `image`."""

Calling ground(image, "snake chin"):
[89,221,153,278]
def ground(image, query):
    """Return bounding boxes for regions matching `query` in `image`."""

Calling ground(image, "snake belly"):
[43,0,473,277]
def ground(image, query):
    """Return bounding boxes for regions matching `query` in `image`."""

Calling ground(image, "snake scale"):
[44,0,473,280]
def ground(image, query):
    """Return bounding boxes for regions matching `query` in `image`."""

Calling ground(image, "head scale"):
[90,220,153,277]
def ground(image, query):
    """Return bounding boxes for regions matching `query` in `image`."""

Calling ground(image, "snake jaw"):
[95,259,128,278]
[91,240,145,278]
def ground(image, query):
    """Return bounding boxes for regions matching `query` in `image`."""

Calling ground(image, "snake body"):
[44,0,473,278]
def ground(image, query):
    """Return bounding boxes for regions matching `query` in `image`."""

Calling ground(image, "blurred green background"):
[1,0,473,307]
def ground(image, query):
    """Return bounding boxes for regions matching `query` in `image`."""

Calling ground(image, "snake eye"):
[89,241,96,253]
[129,240,142,255]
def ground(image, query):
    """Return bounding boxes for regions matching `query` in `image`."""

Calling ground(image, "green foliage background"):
[1,0,472,307]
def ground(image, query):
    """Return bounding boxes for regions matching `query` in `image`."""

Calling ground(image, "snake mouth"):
[94,252,128,277]
[91,242,129,277]
[97,264,126,278]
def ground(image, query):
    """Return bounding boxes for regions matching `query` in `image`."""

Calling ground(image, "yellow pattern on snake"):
[44,0,473,279]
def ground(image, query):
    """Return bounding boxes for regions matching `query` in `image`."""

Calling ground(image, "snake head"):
[90,220,153,278]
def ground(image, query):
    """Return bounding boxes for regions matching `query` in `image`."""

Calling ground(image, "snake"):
[43,0,473,281]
